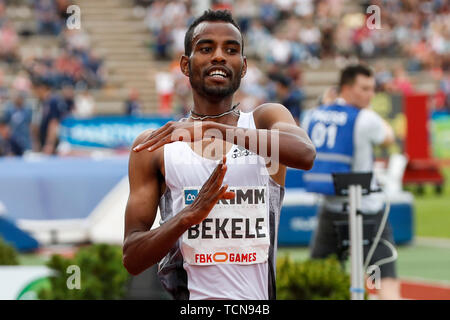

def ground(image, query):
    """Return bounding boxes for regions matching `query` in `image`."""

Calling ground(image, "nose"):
[211,47,226,64]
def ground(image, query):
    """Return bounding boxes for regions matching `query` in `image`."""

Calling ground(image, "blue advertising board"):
[278,190,414,246]
[59,116,174,149]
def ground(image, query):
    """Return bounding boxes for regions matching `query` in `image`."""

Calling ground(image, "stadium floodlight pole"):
[349,184,365,300]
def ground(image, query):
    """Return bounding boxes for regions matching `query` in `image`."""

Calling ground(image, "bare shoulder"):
[129,129,164,177]
[253,103,286,115]
[132,129,154,149]
[252,103,295,129]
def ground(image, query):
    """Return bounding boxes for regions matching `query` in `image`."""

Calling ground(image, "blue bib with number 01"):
[304,103,361,195]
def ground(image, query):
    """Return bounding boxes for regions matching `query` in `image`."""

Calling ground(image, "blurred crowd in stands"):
[0,0,449,157]
[138,0,449,117]
[0,0,104,157]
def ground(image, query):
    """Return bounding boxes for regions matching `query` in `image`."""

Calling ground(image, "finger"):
[141,129,174,152]
[209,164,227,193]
[210,157,228,188]
[221,191,235,199]
[144,126,174,151]
[134,127,165,151]
[134,123,173,151]
[146,135,173,152]
[201,162,226,194]
[149,121,173,140]
[213,184,235,201]
[212,184,228,200]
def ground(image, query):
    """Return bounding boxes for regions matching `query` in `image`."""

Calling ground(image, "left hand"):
[133,120,216,152]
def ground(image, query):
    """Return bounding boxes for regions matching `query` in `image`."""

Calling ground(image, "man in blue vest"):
[302,64,400,299]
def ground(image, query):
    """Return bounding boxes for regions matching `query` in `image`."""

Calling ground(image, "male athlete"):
[303,64,400,299]
[122,10,316,300]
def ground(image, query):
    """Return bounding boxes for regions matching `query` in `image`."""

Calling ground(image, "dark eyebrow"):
[225,40,241,47]
[195,39,214,47]
[195,39,241,47]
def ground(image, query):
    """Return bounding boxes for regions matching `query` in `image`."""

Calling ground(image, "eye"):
[226,47,238,54]
[200,47,212,53]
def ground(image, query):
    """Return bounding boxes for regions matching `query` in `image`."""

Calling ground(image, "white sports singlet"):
[157,111,285,300]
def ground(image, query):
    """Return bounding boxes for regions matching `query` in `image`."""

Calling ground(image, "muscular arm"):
[123,132,191,275]
[132,104,316,172]
[123,132,233,275]
[213,103,316,170]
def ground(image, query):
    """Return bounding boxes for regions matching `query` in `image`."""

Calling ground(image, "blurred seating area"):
[0,0,104,91]
[136,0,449,115]
[0,0,107,157]
[0,0,448,158]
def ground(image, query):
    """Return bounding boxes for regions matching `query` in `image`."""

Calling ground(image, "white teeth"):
[209,70,227,77]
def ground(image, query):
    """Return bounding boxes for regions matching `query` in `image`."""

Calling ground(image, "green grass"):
[409,168,450,239]
[18,253,49,266]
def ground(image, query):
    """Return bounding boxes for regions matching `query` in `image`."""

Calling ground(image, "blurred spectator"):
[0,116,13,156]
[245,19,272,60]
[259,0,279,32]
[144,0,166,34]
[154,24,172,60]
[2,91,32,156]
[35,0,63,36]
[299,20,321,58]
[240,61,267,99]
[55,49,83,87]
[61,82,75,116]
[73,85,95,118]
[125,88,142,116]
[0,69,8,105]
[155,71,174,115]
[81,50,105,89]
[168,56,192,118]
[170,20,188,57]
[268,31,292,66]
[390,65,414,95]
[141,0,448,80]
[63,28,91,54]
[32,80,67,154]
[12,70,32,93]
[272,73,304,125]
[0,20,19,65]
[234,0,256,33]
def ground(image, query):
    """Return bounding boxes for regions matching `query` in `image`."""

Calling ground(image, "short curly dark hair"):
[184,9,243,57]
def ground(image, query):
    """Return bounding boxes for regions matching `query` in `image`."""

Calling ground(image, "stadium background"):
[0,0,449,300]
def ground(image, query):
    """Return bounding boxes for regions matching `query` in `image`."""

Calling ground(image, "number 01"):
[311,123,337,149]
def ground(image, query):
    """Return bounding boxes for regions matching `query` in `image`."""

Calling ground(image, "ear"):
[180,55,190,77]
[241,56,247,78]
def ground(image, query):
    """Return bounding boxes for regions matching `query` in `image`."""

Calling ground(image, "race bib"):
[181,186,270,266]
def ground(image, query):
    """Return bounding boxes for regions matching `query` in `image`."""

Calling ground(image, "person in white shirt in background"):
[74,85,95,118]
[302,64,400,300]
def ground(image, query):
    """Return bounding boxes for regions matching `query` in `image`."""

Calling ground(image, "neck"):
[190,92,238,125]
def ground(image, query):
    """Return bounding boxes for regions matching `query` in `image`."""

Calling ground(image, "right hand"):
[182,155,235,226]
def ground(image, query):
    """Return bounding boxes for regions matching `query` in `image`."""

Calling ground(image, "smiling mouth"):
[206,69,229,80]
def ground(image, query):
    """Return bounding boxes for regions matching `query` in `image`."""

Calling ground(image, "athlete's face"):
[181,21,247,99]
[346,75,375,108]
